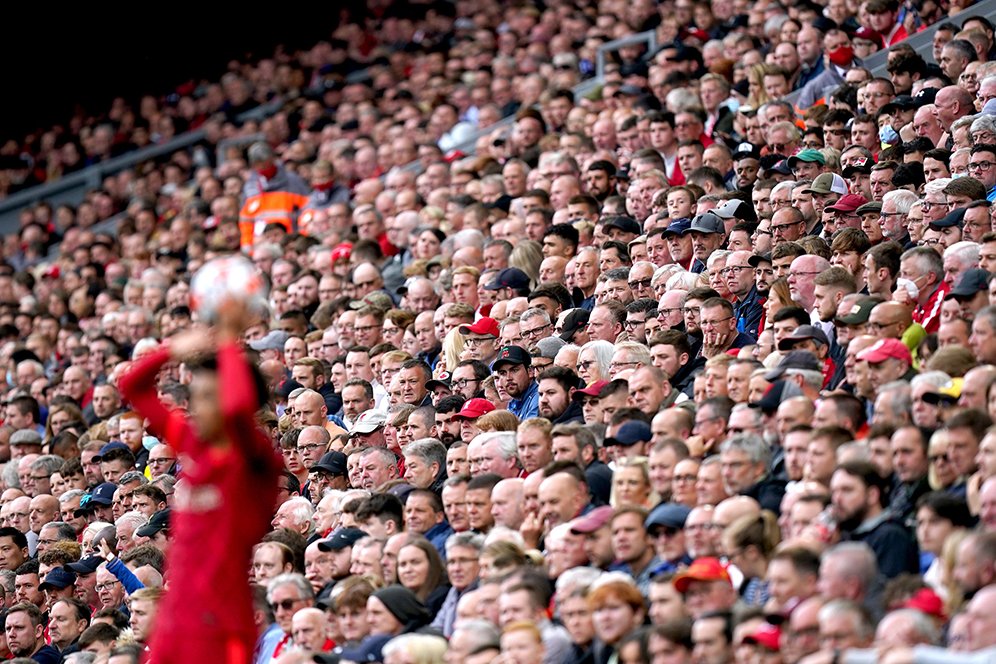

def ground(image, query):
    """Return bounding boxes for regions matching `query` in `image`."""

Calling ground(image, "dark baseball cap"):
[776,325,830,351]
[135,508,171,538]
[67,555,103,575]
[485,268,530,291]
[310,451,348,477]
[39,567,77,591]
[74,482,117,516]
[317,527,369,552]
[491,345,532,371]
[949,268,991,299]
[764,350,823,381]
[663,218,692,236]
[604,421,652,447]
[93,441,129,462]
[559,309,590,342]
[684,212,725,235]
[836,297,880,325]
[602,215,642,235]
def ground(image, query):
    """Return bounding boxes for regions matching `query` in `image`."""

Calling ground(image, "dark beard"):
[836,506,867,532]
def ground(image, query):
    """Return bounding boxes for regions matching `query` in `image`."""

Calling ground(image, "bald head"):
[713,496,761,529]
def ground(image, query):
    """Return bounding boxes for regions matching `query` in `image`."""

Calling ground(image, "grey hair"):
[59,489,87,504]
[822,542,878,587]
[911,371,952,391]
[381,634,449,660]
[719,433,771,466]
[474,431,518,462]
[971,114,996,135]
[40,521,77,541]
[876,381,912,418]
[785,369,824,389]
[944,241,981,267]
[519,307,552,325]
[118,470,150,487]
[555,566,604,595]
[882,189,918,214]
[771,180,799,198]
[613,341,651,366]
[115,511,148,531]
[450,618,500,650]
[579,340,615,379]
[924,178,952,196]
[31,455,65,476]
[729,403,763,428]
[818,599,874,641]
[266,572,314,603]
[445,531,486,555]
[405,438,447,468]
[880,608,940,645]
[280,496,316,532]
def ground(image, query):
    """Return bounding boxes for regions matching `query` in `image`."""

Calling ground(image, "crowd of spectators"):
[5,0,996,663]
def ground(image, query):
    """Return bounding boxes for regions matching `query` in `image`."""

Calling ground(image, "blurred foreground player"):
[119,299,283,663]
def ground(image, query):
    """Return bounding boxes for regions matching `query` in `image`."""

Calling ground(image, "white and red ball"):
[189,255,268,322]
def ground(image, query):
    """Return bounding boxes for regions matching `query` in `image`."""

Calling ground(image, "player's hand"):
[216,297,252,341]
[169,328,216,361]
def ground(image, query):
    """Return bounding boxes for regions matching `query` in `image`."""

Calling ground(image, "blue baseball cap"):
[604,421,652,447]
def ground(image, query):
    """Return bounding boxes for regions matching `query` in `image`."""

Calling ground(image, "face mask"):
[879,125,899,146]
[828,45,854,67]
[143,436,160,452]
[896,277,920,300]
[952,171,967,178]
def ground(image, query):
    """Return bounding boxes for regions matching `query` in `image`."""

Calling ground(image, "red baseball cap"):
[827,194,869,213]
[744,623,781,651]
[857,338,912,365]
[459,317,500,338]
[453,398,496,420]
[572,380,609,401]
[903,588,947,620]
[331,242,353,262]
[570,506,614,534]
[673,557,732,593]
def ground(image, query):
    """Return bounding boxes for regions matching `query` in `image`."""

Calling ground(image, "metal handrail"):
[0,97,284,233]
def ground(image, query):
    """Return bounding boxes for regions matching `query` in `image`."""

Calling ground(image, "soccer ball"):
[190,255,269,323]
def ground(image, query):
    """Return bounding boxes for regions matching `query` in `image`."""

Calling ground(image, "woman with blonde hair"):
[509,239,542,286]
[610,457,656,509]
[439,326,466,374]
[382,633,449,664]
[721,511,780,606]
[480,540,530,579]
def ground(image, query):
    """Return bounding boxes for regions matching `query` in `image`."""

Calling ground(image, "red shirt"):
[913,281,950,334]
[120,344,283,664]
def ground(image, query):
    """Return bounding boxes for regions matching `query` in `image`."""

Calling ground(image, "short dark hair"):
[0,528,27,550]
[355,493,404,531]
[835,460,889,505]
[538,366,580,393]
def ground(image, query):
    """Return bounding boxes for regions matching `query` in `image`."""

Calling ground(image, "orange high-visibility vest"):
[238,191,309,248]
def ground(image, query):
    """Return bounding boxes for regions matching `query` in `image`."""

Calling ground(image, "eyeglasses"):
[771,199,792,209]
[463,337,493,347]
[297,443,325,454]
[769,143,792,153]
[673,474,698,483]
[623,319,645,330]
[720,265,751,276]
[788,270,822,279]
[969,161,995,172]
[921,200,948,211]
[929,453,949,463]
[771,219,804,232]
[353,324,380,334]
[628,278,653,290]
[657,307,682,319]
[520,324,551,340]
[270,598,304,612]
[700,316,733,328]
[880,211,904,219]
[447,557,478,566]
[96,580,122,592]
[452,378,478,388]
[149,457,176,465]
